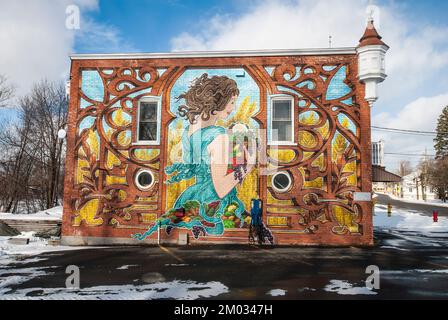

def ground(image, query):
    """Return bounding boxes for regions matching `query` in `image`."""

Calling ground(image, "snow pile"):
[0,266,56,295]
[0,206,62,221]
[116,265,139,270]
[0,279,229,300]
[266,289,287,297]
[324,280,377,295]
[414,269,448,274]
[0,231,87,265]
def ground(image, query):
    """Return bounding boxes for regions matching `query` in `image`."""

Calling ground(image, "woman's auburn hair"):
[177,73,239,124]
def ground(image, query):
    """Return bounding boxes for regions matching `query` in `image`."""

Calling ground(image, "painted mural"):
[64,54,371,245]
[133,70,267,240]
[263,64,362,236]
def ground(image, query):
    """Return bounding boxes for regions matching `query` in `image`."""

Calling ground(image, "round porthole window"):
[271,172,292,193]
[135,169,155,191]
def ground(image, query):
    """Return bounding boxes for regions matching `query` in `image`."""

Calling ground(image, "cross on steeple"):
[367,5,375,23]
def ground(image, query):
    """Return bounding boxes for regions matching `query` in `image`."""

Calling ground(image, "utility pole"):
[415,176,419,200]
[422,149,427,201]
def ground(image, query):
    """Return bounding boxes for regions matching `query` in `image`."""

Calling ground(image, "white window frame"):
[268,95,295,146]
[134,96,162,145]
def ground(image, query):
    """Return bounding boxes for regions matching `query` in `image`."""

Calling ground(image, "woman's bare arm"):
[209,134,255,199]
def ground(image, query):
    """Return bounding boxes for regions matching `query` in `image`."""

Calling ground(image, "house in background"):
[62,17,388,246]
[371,140,401,194]
[372,165,402,195]
[401,171,437,201]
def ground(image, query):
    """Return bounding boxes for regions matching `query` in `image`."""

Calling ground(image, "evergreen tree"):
[434,106,448,158]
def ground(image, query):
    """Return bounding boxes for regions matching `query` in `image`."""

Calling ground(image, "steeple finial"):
[367,0,375,23]
[358,7,388,48]
[356,2,389,106]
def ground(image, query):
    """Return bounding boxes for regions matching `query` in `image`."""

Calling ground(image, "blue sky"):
[75,0,448,53]
[77,0,448,171]
[1,0,448,171]
[75,0,247,53]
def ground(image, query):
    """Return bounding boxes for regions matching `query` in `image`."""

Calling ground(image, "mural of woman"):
[133,73,257,240]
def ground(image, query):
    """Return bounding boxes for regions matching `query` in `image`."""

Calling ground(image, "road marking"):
[158,245,185,263]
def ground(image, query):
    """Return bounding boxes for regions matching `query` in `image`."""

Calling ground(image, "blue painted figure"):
[133,73,257,240]
[249,198,274,245]
[250,198,262,226]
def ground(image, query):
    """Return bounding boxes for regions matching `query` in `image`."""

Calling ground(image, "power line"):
[384,152,436,157]
[372,126,437,136]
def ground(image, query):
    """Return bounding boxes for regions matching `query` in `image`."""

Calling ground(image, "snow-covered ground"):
[376,192,448,208]
[0,205,231,300]
[374,203,448,249]
[0,275,229,300]
[0,206,62,221]
[316,205,448,297]
[0,203,447,299]
[0,206,72,265]
[324,280,377,295]
[0,232,90,266]
[0,206,70,270]
[374,204,448,233]
[1,235,230,300]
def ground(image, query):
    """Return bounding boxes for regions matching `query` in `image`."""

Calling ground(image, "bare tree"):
[427,158,448,202]
[397,160,413,177]
[18,80,68,209]
[418,157,431,201]
[0,80,68,213]
[0,75,14,108]
[0,119,39,212]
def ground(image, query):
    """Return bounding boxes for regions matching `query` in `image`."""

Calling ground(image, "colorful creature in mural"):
[133,73,257,240]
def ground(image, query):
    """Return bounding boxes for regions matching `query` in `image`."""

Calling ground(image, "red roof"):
[358,19,389,48]
[372,165,401,183]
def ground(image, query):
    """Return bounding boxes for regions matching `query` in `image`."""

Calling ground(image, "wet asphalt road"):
[376,193,448,216]
[1,194,448,299]
[1,229,448,300]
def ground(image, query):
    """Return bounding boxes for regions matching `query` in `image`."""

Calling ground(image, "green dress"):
[133,125,245,240]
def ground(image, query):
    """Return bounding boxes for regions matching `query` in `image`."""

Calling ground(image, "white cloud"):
[0,0,135,97]
[0,0,89,95]
[170,0,448,106]
[171,32,208,52]
[171,0,365,51]
[170,0,448,171]
[76,17,139,54]
[372,93,448,170]
[374,94,448,132]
